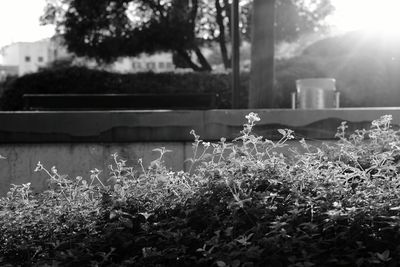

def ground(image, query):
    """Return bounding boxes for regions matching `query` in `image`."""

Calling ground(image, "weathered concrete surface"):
[0,140,331,196]
[0,108,399,143]
[0,110,204,142]
[0,142,193,195]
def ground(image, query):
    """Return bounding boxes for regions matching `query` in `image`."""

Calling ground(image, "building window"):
[38,56,44,62]
[25,56,31,62]
[158,62,165,69]
[146,62,156,70]
[166,62,173,69]
[132,62,141,69]
[133,62,142,69]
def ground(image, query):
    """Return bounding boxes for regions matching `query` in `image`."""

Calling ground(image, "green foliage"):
[0,76,17,99]
[274,0,334,43]
[3,113,400,266]
[41,0,333,70]
[0,67,249,110]
[4,53,398,109]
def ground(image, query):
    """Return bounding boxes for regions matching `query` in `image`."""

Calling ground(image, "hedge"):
[3,53,400,110]
[0,67,250,110]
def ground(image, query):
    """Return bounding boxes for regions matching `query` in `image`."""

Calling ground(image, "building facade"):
[0,39,175,76]
[93,53,175,73]
[0,39,69,76]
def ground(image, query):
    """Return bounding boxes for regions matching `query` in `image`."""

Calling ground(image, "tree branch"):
[215,0,230,69]
[194,46,212,71]
[222,0,232,37]
[176,49,203,71]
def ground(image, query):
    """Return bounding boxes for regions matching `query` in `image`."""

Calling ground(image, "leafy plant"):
[3,113,400,266]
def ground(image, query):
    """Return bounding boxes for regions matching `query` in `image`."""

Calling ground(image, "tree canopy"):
[41,0,334,71]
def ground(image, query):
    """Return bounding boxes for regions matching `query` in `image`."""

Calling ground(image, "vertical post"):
[249,0,275,108]
[231,0,240,108]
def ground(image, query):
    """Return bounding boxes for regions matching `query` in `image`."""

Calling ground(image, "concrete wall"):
[1,108,400,195]
[0,142,193,195]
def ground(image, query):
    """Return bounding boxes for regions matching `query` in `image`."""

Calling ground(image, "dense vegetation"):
[2,113,400,266]
[41,0,333,70]
[0,67,249,110]
[3,34,400,110]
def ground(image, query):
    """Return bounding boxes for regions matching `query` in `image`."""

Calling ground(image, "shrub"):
[3,114,400,266]
[0,76,17,98]
[0,67,249,110]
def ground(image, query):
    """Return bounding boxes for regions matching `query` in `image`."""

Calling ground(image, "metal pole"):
[231,0,240,108]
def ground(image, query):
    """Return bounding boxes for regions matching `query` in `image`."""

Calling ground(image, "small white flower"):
[202,142,210,147]
[34,161,44,172]
[333,201,342,208]
[90,168,102,175]
[51,166,58,174]
[245,112,261,123]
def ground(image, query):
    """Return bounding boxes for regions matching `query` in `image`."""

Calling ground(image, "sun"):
[330,0,400,38]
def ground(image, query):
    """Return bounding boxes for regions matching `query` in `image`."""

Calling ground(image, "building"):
[130,53,175,72]
[0,38,175,76]
[84,53,175,73]
[0,38,69,76]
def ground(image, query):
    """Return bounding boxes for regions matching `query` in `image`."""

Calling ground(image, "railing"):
[23,93,217,110]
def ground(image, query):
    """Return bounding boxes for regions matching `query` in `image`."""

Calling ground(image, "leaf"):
[277,129,286,136]
[232,260,241,267]
[224,227,233,237]
[376,250,391,262]
[139,212,152,220]
[216,261,227,267]
[109,210,118,220]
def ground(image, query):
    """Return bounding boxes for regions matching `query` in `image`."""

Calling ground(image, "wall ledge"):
[1,108,399,143]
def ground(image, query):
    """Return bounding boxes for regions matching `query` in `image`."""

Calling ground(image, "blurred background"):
[1,0,400,109]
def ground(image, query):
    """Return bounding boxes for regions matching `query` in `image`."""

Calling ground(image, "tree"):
[41,0,333,71]
[208,0,334,68]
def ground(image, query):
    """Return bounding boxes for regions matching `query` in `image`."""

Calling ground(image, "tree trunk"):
[194,47,212,71]
[223,0,232,37]
[249,0,275,108]
[176,49,203,71]
[215,0,230,69]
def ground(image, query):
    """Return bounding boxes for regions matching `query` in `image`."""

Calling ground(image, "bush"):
[3,113,400,266]
[0,67,249,110]
[0,76,17,98]
[0,63,321,111]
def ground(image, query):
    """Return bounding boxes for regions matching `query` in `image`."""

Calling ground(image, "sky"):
[0,0,399,50]
[0,0,54,49]
[329,0,400,36]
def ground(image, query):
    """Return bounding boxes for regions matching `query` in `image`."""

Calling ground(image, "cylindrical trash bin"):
[295,78,337,109]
